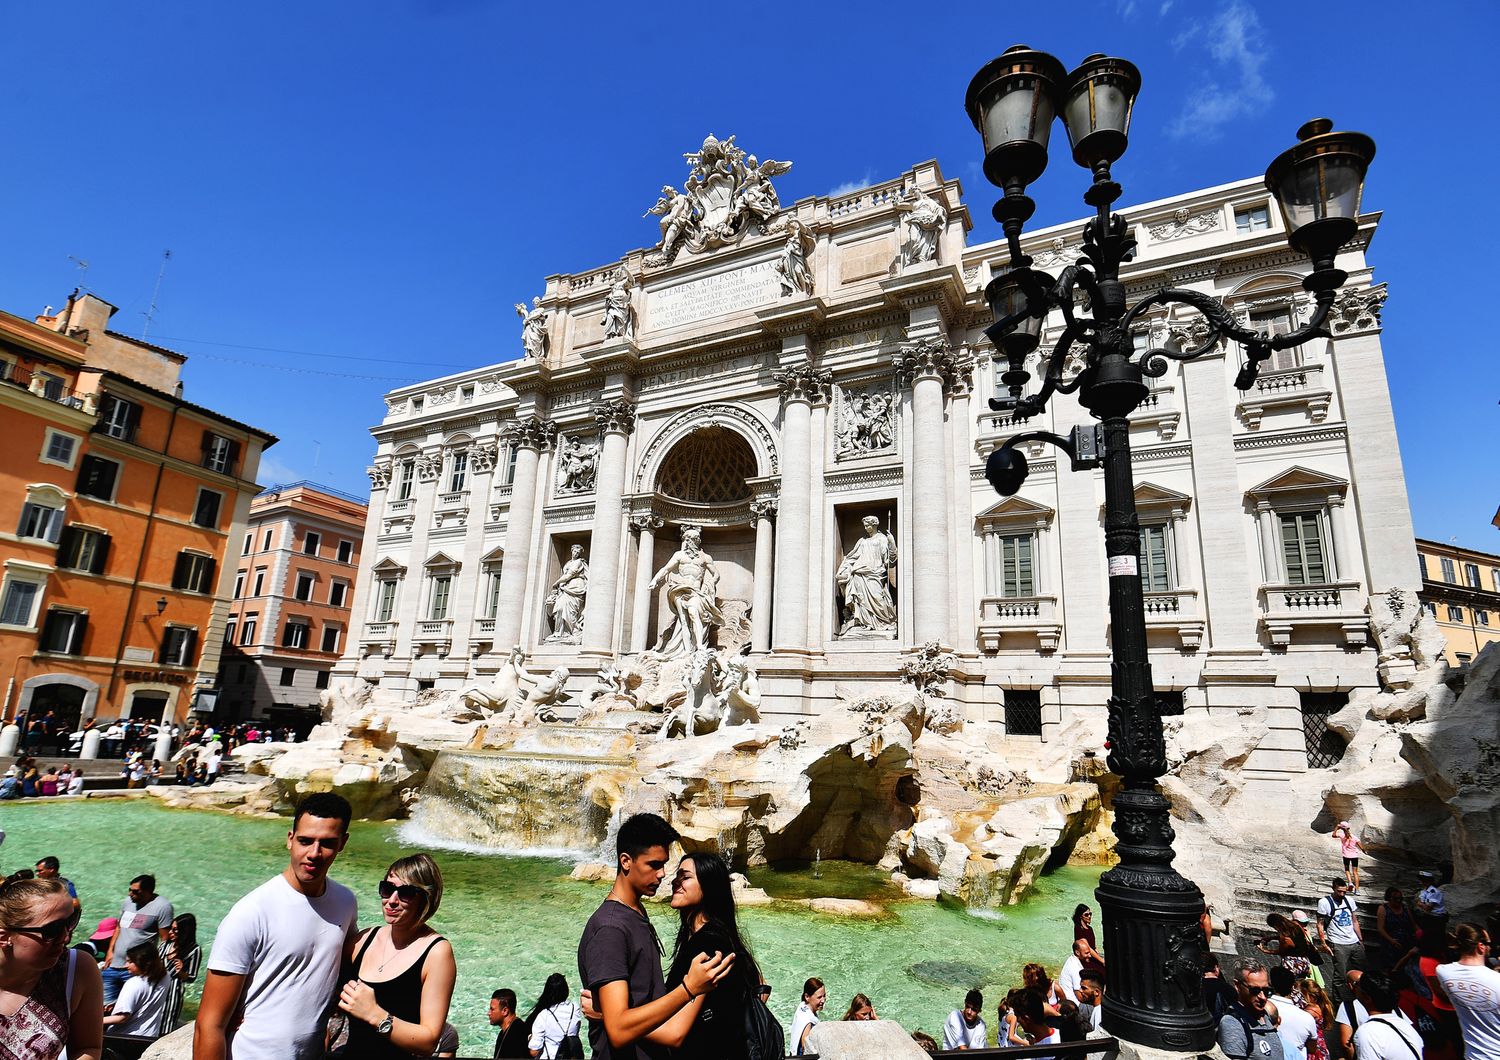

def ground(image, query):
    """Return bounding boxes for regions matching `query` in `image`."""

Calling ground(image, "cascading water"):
[402,736,633,856]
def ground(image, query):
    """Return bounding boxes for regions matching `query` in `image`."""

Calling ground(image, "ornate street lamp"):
[966,47,1375,1051]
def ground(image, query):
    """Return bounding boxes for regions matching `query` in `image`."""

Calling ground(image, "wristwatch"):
[377,1014,394,1037]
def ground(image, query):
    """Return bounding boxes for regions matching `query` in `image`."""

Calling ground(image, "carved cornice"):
[1233,425,1348,451]
[773,364,833,405]
[893,337,954,389]
[503,416,559,452]
[826,465,903,493]
[593,398,637,436]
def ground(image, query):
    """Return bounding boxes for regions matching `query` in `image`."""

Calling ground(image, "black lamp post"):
[966,46,1375,1051]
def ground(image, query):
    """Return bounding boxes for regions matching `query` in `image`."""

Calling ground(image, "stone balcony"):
[1143,587,1205,650]
[1236,362,1332,430]
[1132,384,1182,441]
[977,594,1061,653]
[470,617,496,652]
[360,621,397,658]
[413,618,454,657]
[1259,579,1368,648]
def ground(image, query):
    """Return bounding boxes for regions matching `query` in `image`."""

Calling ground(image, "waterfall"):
[402,746,631,857]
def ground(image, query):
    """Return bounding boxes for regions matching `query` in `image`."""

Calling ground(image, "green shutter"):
[1139,525,1170,592]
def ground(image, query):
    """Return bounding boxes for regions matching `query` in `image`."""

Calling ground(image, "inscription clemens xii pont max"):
[646,259,780,330]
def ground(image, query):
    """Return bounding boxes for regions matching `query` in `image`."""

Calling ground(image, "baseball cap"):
[1338,821,1350,828]
[1292,910,1311,924]
[89,917,119,942]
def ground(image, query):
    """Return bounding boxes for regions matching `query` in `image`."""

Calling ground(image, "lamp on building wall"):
[155,597,168,615]
[968,47,1375,1052]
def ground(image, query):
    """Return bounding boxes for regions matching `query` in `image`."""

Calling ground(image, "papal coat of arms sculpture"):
[644,134,793,266]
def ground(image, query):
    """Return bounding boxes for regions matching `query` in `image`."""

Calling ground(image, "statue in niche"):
[775,219,815,298]
[557,436,600,494]
[837,387,895,456]
[649,526,724,658]
[544,545,589,643]
[515,297,550,359]
[836,516,899,639]
[895,184,947,267]
[602,269,636,342]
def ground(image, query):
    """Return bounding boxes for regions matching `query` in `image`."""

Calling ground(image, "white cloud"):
[828,173,875,198]
[255,453,303,488]
[1167,0,1274,141]
[1117,0,1140,16]
[1158,0,1175,13]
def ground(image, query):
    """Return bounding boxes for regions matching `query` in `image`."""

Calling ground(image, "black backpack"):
[744,991,786,1060]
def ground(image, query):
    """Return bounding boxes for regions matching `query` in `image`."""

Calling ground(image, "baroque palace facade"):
[338,140,1419,786]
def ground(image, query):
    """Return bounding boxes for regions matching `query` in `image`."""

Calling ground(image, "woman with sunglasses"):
[157,913,201,1032]
[338,853,456,1058]
[0,876,103,1060]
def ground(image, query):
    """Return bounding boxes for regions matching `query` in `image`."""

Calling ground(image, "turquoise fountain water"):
[0,800,1101,1051]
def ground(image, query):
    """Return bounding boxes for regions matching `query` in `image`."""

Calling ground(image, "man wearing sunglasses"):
[195,791,358,1060]
[101,872,173,1006]
[1217,959,1286,1060]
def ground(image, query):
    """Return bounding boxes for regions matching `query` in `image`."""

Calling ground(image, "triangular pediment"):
[1134,481,1191,506]
[423,551,461,570]
[370,557,407,574]
[480,546,505,565]
[976,495,1055,527]
[1246,465,1349,499]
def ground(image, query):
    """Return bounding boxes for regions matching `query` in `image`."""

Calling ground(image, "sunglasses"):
[1244,986,1271,997]
[11,910,81,944]
[378,880,426,905]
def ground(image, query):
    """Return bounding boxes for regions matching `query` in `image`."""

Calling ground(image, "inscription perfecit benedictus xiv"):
[646,260,780,330]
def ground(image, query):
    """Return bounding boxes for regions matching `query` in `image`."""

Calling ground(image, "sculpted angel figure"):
[601,269,635,341]
[733,154,792,228]
[775,219,815,298]
[895,184,947,266]
[837,516,899,638]
[645,184,695,253]
[515,297,550,359]
[649,526,725,658]
[543,544,588,643]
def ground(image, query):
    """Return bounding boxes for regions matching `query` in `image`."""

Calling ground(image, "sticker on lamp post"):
[1108,555,1138,578]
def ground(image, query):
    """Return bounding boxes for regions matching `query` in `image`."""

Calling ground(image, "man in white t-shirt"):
[942,989,987,1049]
[194,791,358,1060]
[1436,923,1500,1060]
[1351,972,1423,1060]
[1058,939,1088,1003]
[1269,966,1319,1060]
[1317,878,1365,1004]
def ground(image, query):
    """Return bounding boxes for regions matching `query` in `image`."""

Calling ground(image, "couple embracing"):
[579,812,780,1060]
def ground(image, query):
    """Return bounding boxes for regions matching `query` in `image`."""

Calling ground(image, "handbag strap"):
[1368,1017,1420,1060]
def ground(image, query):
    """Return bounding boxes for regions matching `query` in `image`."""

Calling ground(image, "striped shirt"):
[157,940,203,1031]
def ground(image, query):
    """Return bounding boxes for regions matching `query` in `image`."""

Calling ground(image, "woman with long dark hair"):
[1072,904,1106,977]
[664,851,762,1060]
[156,913,201,1032]
[524,972,581,1058]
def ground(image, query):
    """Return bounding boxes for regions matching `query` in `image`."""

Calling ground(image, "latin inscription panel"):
[646,260,779,330]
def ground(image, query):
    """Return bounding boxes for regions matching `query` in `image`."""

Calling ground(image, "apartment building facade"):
[1416,537,1500,666]
[217,481,367,721]
[0,291,275,731]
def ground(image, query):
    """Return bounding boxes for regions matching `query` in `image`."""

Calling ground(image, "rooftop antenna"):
[67,256,90,292]
[142,249,172,340]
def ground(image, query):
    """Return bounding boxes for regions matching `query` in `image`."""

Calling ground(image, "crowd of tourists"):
[2,804,1498,1060]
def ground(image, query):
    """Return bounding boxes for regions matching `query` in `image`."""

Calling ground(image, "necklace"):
[374,928,411,973]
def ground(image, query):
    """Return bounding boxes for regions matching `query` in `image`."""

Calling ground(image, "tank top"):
[345,929,446,1060]
[0,949,77,1060]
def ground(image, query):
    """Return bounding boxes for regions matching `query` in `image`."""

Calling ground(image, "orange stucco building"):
[218,481,367,723]
[0,291,276,731]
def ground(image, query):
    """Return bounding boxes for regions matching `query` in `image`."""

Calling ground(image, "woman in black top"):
[664,851,761,1060]
[338,853,457,1058]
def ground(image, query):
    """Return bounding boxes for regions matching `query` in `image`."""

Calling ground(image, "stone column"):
[896,339,953,645]
[807,398,830,646]
[1329,494,1357,588]
[493,418,555,651]
[629,514,662,653]
[1256,502,1281,584]
[948,356,976,648]
[750,499,777,653]
[342,459,392,673]
[582,399,637,655]
[772,365,829,653]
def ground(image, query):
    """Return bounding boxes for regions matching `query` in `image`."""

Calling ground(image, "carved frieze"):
[555,434,600,495]
[835,381,896,459]
[1145,206,1223,242]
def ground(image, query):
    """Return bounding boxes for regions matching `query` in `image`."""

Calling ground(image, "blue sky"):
[3,1,1495,548]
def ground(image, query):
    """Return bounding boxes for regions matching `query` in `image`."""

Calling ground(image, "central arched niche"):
[654,425,756,505]
[640,426,758,648]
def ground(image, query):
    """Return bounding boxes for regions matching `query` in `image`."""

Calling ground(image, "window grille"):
[1301,692,1349,769]
[1004,689,1043,736]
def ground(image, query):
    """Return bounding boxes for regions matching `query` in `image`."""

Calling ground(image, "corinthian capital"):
[893,337,954,388]
[504,416,559,452]
[366,461,392,489]
[946,354,976,398]
[773,364,832,405]
[470,441,499,473]
[749,498,779,520]
[630,513,664,533]
[593,398,637,435]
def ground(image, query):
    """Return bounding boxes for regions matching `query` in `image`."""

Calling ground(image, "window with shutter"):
[193,489,222,528]
[161,627,197,666]
[58,528,109,574]
[18,503,62,542]
[320,625,341,653]
[40,610,86,655]
[998,534,1035,598]
[174,553,215,593]
[0,582,40,627]
[429,575,451,619]
[1139,524,1171,592]
[1280,511,1328,585]
[98,395,140,441]
[1250,306,1302,370]
[1440,557,1456,583]
[375,580,397,622]
[76,455,120,501]
[202,432,235,474]
[240,613,258,645]
[282,621,309,649]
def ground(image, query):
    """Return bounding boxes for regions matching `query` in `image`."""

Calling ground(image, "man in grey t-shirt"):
[1217,960,1285,1060]
[102,873,174,1004]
